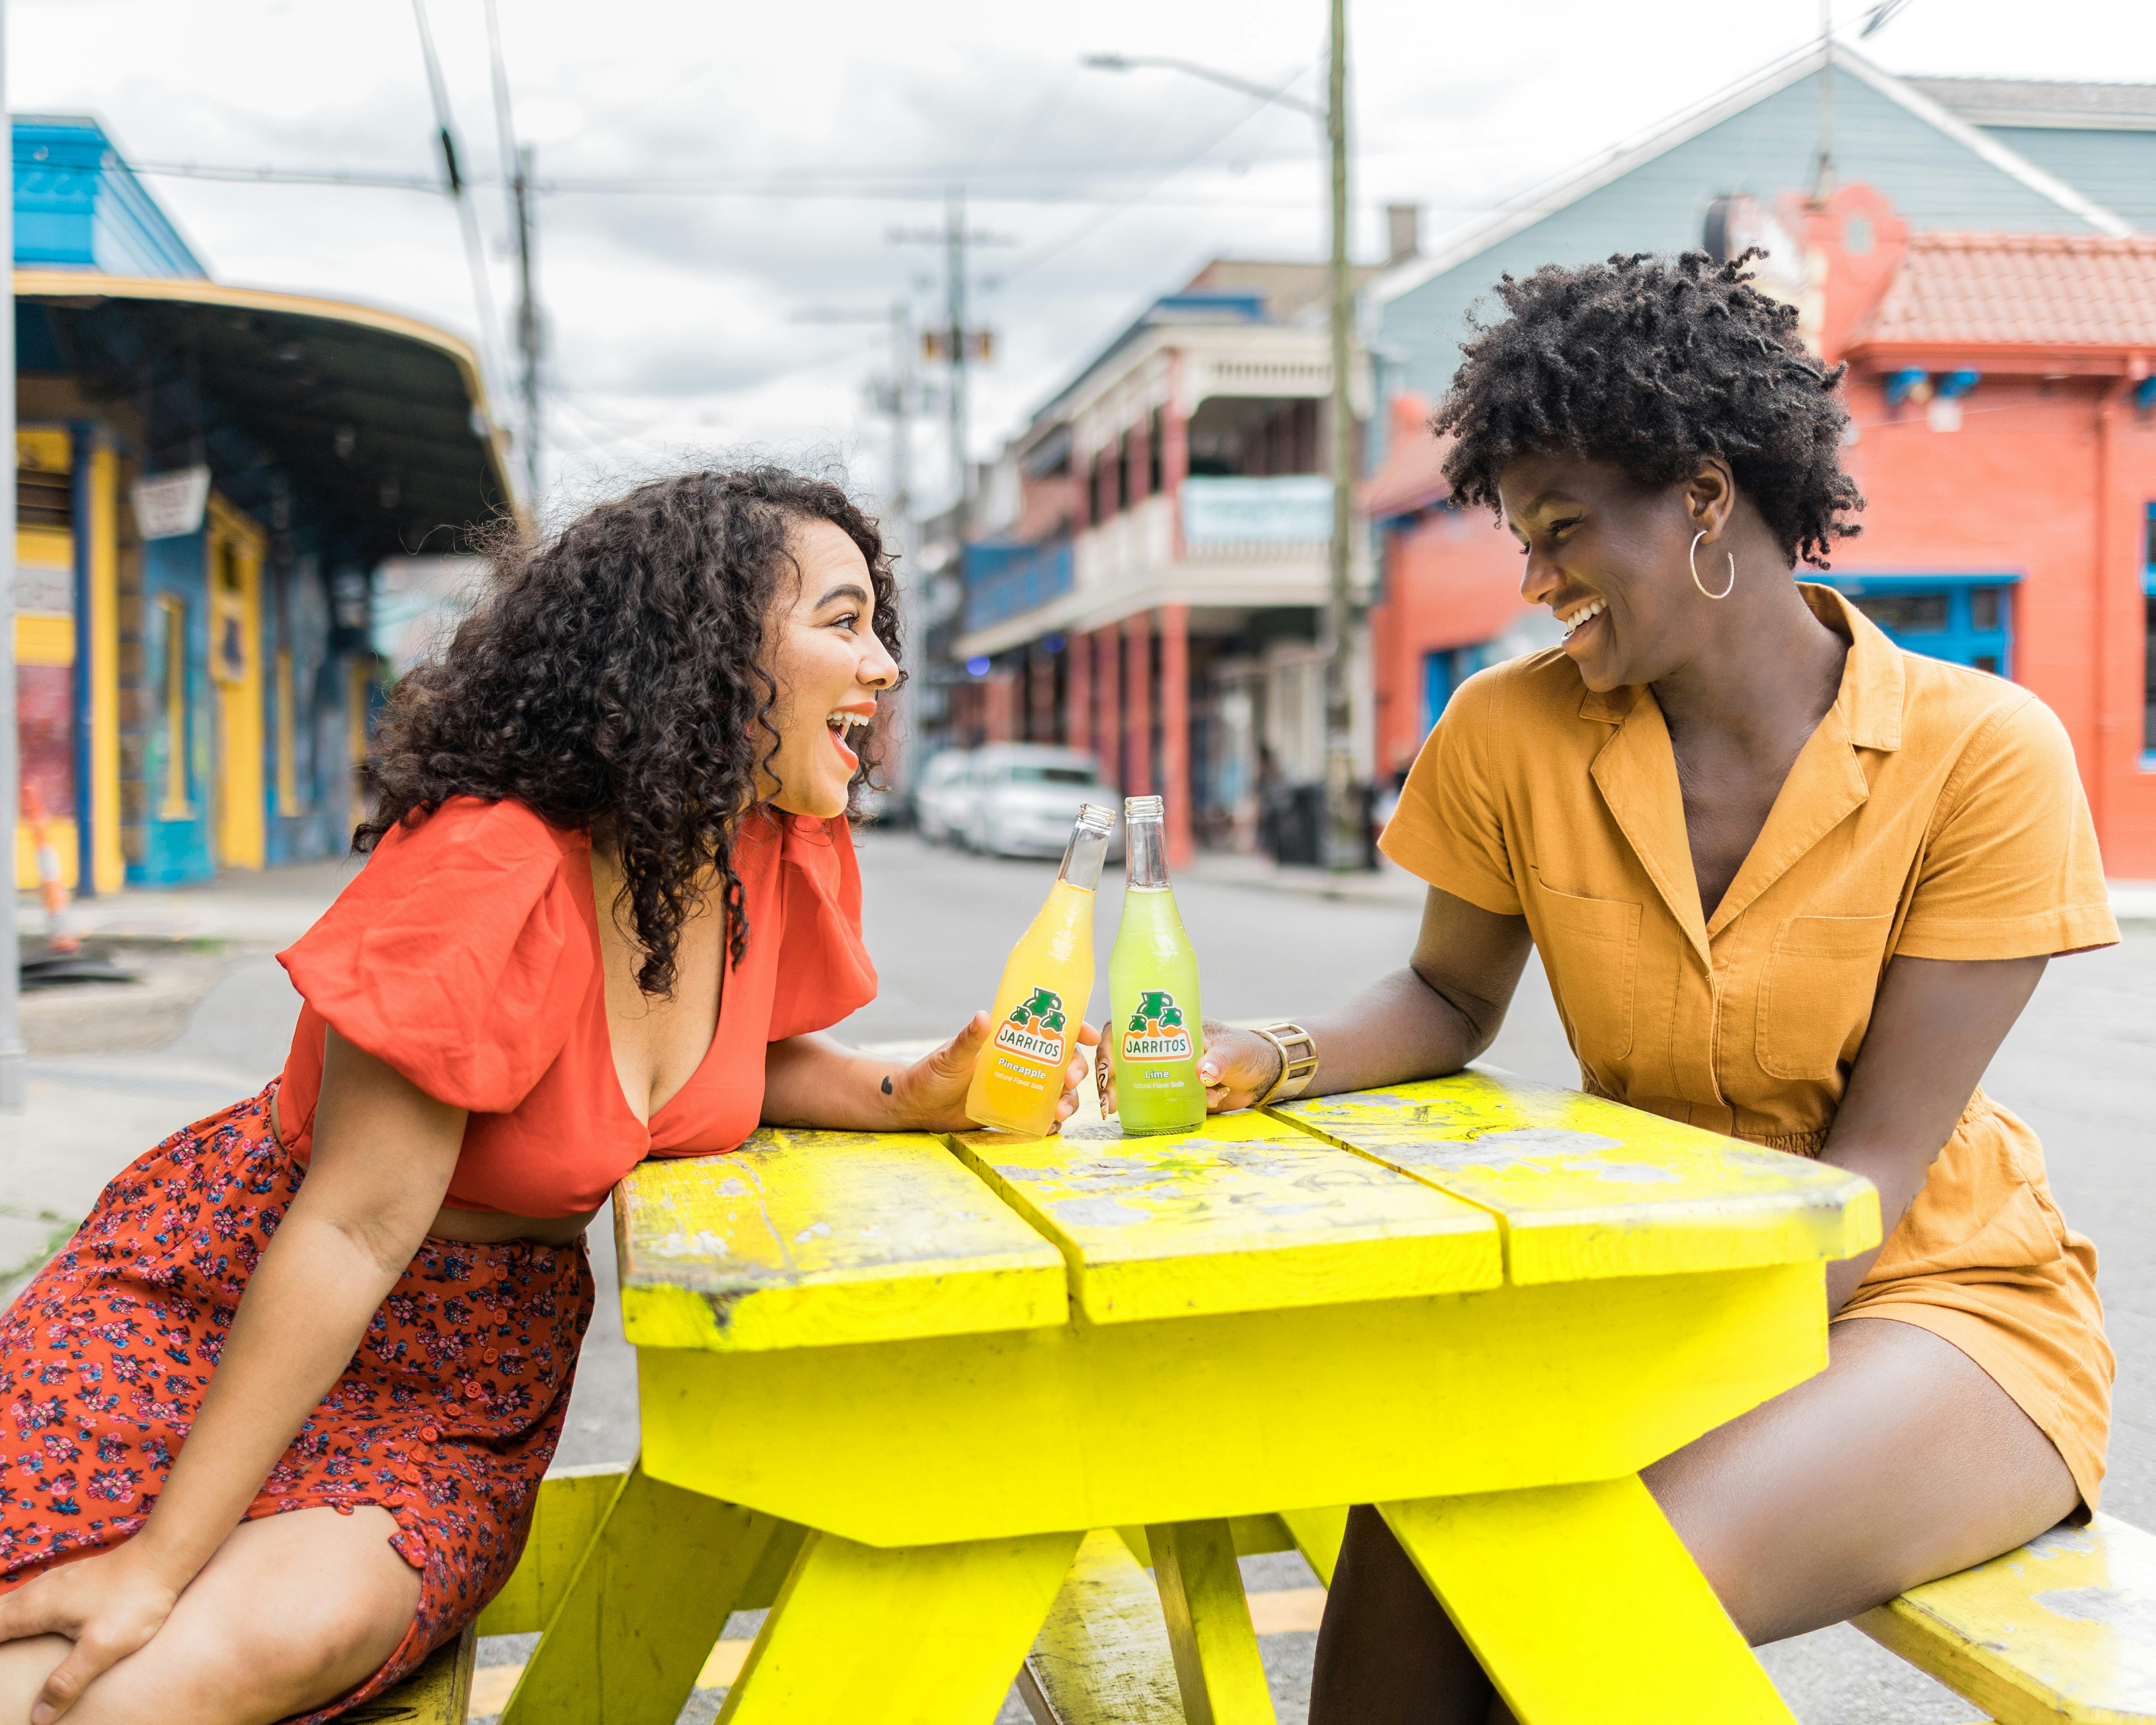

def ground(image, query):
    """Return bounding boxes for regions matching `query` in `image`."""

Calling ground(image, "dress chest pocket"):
[1755,913,1895,1080]
[1528,874,1641,1063]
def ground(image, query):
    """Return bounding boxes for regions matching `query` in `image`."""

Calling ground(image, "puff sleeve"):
[1378,666,1524,916]
[278,797,595,1113]
[766,815,879,1041]
[1896,694,2120,961]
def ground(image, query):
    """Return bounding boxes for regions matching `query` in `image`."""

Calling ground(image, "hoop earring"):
[1689,531,1736,600]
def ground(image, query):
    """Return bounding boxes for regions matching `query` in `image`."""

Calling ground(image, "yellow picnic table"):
[495,1067,1878,1725]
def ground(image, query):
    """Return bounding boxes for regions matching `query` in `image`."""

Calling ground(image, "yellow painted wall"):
[13,612,72,665]
[207,494,268,871]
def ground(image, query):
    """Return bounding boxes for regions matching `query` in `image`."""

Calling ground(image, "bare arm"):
[761,1016,1100,1134]
[0,1032,466,1720]
[1818,953,2046,1314]
[1182,887,1534,1112]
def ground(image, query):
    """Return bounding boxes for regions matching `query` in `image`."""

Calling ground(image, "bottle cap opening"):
[1076,803,1118,834]
[1124,795,1165,820]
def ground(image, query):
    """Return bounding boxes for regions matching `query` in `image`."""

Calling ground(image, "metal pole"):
[1322,0,1359,870]
[1814,0,1835,198]
[0,0,24,1111]
[514,145,539,507]
[945,187,969,534]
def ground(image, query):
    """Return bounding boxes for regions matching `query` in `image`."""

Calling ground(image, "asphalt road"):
[8,829,2149,1724]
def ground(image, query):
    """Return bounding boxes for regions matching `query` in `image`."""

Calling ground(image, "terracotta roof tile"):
[1854,232,2156,353]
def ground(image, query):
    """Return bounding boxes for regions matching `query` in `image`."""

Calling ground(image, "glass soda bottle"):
[1107,795,1206,1135]
[965,802,1116,1136]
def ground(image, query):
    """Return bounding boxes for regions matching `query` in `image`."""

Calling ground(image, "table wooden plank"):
[944,1112,1501,1324]
[617,1127,1068,1351]
[1273,1067,1878,1284]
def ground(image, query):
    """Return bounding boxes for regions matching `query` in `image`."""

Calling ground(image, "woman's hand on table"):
[1094,1019,1286,1118]
[894,1012,1101,1133]
[0,1542,185,1722]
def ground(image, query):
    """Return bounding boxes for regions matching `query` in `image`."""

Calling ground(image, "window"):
[1830,578,2015,677]
[1007,765,1095,785]
[1849,592,1949,633]
[2145,594,2156,756]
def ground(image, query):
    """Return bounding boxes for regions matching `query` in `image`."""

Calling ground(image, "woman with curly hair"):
[0,468,1095,1725]
[1178,254,2117,1721]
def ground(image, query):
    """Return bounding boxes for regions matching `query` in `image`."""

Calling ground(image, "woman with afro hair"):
[1179,253,2117,1720]
[0,469,1096,1725]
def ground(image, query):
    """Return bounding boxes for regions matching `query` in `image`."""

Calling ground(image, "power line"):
[411,0,509,429]
[484,0,541,508]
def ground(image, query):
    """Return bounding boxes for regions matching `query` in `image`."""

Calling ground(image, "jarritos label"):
[995,987,1069,1066]
[1121,990,1194,1063]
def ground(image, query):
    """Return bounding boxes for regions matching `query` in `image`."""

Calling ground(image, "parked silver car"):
[962,745,1121,859]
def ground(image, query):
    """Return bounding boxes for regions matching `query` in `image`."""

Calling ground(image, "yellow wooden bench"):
[1855,1513,2156,1725]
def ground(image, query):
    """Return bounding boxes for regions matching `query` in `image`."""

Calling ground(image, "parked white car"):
[912,749,977,846]
[963,745,1122,860]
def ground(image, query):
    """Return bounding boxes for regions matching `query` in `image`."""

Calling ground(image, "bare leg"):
[0,1507,421,1725]
[1308,1317,2077,1725]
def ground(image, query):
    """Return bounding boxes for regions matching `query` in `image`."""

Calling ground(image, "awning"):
[1358,391,1452,521]
[16,270,514,558]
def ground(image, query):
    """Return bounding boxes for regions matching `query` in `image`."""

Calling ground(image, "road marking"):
[467,1588,1329,1714]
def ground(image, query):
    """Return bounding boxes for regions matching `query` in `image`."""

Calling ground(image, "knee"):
[183,1588,412,1712]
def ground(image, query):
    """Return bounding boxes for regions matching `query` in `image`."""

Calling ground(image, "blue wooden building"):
[10,115,512,890]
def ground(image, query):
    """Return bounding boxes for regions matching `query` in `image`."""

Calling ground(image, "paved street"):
[7,830,2151,1723]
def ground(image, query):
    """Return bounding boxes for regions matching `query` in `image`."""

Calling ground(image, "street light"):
[1085,3,1363,870]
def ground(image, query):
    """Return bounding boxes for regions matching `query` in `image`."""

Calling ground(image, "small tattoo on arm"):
[881,1074,894,1095]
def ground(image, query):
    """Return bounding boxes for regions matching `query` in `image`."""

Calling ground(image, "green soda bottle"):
[1108,795,1206,1135]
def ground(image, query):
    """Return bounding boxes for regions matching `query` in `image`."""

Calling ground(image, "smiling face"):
[1498,451,1739,693]
[761,518,900,819]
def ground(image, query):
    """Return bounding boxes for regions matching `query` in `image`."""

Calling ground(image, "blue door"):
[1422,643,1490,737]
[1819,574,2017,678]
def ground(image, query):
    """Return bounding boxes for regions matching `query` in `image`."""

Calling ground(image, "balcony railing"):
[963,536,1074,632]
[1180,474,1333,549]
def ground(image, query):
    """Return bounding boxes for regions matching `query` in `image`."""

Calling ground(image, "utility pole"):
[511,145,540,508]
[1813,0,1835,198]
[0,0,22,1111]
[878,300,917,544]
[890,192,1009,537]
[1084,32,1367,868]
[944,189,969,532]
[485,0,540,511]
[1322,0,1360,871]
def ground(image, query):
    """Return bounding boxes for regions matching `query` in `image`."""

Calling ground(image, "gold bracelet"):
[1252,1021,1320,1107]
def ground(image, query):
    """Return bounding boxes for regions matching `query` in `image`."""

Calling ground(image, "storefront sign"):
[131,465,212,540]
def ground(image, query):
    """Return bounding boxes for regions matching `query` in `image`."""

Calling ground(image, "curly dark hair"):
[358,466,902,996]
[1433,250,1863,567]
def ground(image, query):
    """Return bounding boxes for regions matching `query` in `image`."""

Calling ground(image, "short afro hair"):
[1433,250,1863,568]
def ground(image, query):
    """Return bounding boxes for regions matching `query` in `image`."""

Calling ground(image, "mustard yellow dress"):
[1381,584,2119,1506]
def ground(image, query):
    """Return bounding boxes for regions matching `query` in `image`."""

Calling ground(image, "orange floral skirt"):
[0,1083,594,1720]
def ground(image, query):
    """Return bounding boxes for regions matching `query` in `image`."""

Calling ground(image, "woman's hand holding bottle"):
[897,1011,1101,1133]
[1096,1017,1286,1118]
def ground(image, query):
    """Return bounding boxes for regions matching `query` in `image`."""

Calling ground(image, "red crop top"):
[274,796,877,1216]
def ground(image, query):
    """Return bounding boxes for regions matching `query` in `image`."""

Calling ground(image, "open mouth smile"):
[826,710,869,768]
[1557,597,1606,642]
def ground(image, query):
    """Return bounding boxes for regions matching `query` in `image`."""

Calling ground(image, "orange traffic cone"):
[22,784,81,954]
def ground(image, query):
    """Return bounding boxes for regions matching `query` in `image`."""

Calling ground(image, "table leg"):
[714,1526,1084,1725]
[500,1455,802,1725]
[1378,1477,1797,1725]
[1146,1519,1277,1725]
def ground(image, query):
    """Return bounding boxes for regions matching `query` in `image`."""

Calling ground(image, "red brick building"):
[1363,183,2156,877]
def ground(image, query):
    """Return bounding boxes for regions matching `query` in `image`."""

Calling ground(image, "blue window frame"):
[1422,643,1489,737]
[1813,573,2019,679]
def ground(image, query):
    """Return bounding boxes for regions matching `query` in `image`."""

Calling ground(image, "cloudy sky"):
[17,0,2153,523]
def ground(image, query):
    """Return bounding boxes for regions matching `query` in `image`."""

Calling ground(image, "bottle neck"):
[1058,824,1111,892]
[1125,817,1170,889]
